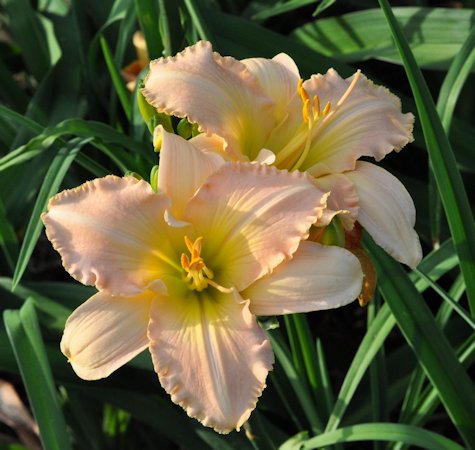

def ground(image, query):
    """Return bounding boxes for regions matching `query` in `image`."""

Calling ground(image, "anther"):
[297,79,309,102]
[180,236,214,291]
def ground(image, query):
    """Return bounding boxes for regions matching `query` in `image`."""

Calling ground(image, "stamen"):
[337,70,361,107]
[184,235,194,253]
[180,236,214,292]
[322,101,331,116]
[276,79,334,170]
[313,96,320,120]
[297,79,309,102]
[181,253,190,271]
[302,98,310,123]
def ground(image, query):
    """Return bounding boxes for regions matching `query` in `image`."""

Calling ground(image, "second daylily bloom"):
[42,130,363,433]
[142,41,422,269]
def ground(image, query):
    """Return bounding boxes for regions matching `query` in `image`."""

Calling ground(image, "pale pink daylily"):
[142,41,422,268]
[42,130,363,433]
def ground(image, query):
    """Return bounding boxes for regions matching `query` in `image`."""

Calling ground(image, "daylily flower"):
[122,31,149,92]
[142,41,422,271]
[42,130,363,433]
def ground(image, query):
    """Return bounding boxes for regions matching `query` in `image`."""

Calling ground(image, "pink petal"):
[61,291,152,380]
[345,161,422,268]
[42,176,185,295]
[301,69,414,176]
[148,289,273,433]
[158,127,225,219]
[142,41,274,160]
[242,53,300,125]
[313,172,360,228]
[183,163,328,291]
[189,133,229,161]
[243,53,307,157]
[244,241,362,315]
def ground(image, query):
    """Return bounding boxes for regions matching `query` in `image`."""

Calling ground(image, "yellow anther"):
[181,253,190,271]
[312,96,320,120]
[184,235,194,253]
[297,79,309,102]
[276,80,333,170]
[302,98,310,123]
[181,236,214,292]
[193,236,203,257]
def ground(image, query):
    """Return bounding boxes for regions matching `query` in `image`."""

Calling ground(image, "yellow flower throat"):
[181,236,214,292]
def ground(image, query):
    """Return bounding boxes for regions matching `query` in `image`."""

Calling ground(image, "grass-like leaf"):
[367,236,475,448]
[251,0,319,21]
[410,238,457,292]
[269,329,323,434]
[413,268,475,330]
[290,314,330,422]
[0,199,19,274]
[134,0,163,59]
[12,137,89,290]
[430,26,475,245]
[378,0,475,314]
[100,34,132,121]
[315,339,334,421]
[437,27,475,131]
[0,118,151,173]
[3,299,72,450]
[297,423,465,450]
[0,58,29,112]
[293,8,475,71]
[183,0,217,43]
[367,295,389,444]
[393,334,475,450]
[324,303,395,432]
[158,0,184,57]
[2,0,51,80]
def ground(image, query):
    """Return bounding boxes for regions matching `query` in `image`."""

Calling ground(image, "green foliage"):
[0,0,473,449]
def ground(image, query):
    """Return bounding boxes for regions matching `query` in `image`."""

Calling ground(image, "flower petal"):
[148,288,273,433]
[42,175,184,295]
[184,163,328,291]
[61,291,153,380]
[242,54,305,157]
[158,127,225,218]
[313,173,360,228]
[345,161,422,268]
[242,53,300,124]
[143,41,274,160]
[190,133,228,160]
[244,241,362,315]
[301,69,414,176]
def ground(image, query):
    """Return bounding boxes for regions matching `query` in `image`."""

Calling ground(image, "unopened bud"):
[319,216,345,247]
[150,165,159,192]
[177,119,193,139]
[124,171,143,180]
[137,85,173,135]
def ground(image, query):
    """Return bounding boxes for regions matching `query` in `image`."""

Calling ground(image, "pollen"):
[181,236,214,292]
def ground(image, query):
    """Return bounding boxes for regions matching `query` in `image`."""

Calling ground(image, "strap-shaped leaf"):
[12,137,89,289]
[296,423,465,450]
[367,236,475,448]
[3,299,72,450]
[378,0,475,314]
